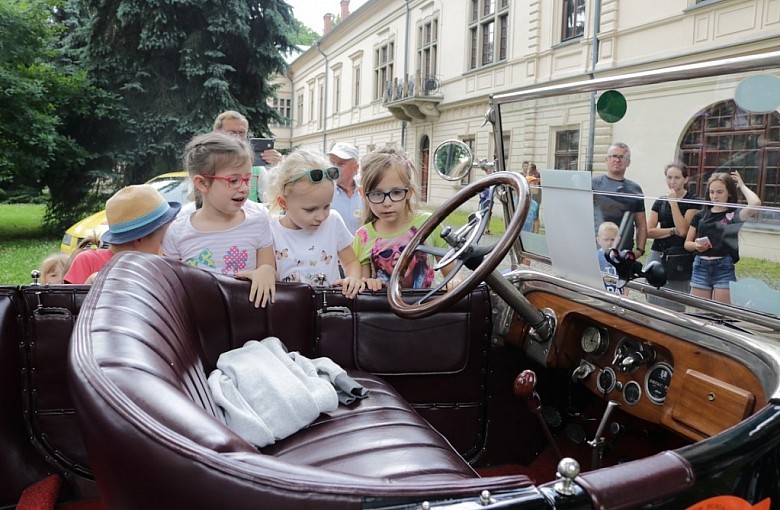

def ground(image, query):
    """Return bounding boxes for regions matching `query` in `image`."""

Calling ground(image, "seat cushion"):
[261,371,477,481]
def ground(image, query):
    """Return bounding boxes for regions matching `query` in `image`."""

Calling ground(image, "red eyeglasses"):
[201,174,258,189]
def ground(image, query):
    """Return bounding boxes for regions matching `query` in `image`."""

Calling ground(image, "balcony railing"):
[382,73,443,122]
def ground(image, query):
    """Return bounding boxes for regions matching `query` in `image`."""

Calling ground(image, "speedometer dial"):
[581,326,608,356]
[645,362,673,405]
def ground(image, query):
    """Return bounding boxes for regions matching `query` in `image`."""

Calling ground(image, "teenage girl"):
[162,131,276,308]
[684,171,761,303]
[265,148,373,298]
[353,146,458,289]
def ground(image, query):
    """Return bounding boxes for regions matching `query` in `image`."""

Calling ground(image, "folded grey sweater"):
[207,337,368,447]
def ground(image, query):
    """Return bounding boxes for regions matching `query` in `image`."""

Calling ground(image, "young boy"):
[596,221,623,295]
[64,185,181,284]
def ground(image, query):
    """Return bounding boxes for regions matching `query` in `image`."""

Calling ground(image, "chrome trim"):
[491,50,780,105]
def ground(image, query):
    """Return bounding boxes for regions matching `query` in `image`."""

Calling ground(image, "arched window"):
[679,100,780,212]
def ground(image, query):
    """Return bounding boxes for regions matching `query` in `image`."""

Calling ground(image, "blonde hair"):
[183,131,253,205]
[358,145,419,225]
[597,221,619,238]
[212,110,248,132]
[266,148,332,214]
[39,253,68,284]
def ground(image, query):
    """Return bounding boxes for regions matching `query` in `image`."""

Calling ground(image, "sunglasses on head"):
[286,166,340,184]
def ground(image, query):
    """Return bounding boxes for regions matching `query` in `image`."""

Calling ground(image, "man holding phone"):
[213,111,282,203]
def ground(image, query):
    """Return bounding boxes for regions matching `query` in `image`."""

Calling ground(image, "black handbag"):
[661,245,694,281]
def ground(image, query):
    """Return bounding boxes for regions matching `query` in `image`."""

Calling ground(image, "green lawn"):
[0,204,60,285]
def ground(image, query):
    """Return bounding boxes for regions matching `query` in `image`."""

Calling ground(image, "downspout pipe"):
[401,0,411,147]
[586,0,602,173]
[316,41,329,153]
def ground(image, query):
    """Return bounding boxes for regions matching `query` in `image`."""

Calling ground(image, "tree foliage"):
[0,0,122,232]
[65,0,299,184]
[288,18,320,46]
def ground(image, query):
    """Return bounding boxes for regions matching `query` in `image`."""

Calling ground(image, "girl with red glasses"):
[162,131,276,308]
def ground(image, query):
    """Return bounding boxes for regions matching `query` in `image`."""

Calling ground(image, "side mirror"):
[432,140,473,181]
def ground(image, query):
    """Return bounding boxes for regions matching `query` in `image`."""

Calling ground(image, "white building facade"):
[271,0,780,212]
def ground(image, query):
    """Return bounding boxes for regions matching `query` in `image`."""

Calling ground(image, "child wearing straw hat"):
[63,185,182,284]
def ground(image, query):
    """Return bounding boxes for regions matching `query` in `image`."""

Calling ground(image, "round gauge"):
[623,381,641,406]
[596,367,616,394]
[645,362,673,405]
[581,326,608,356]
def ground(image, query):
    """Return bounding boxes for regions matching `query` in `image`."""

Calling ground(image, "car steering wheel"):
[388,171,529,319]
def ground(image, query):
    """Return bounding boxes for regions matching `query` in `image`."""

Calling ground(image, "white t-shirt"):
[271,211,353,286]
[162,201,273,276]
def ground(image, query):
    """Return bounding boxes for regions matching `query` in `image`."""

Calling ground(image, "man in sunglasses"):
[592,141,647,258]
[328,142,363,233]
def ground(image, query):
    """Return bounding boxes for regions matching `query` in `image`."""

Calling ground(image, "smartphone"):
[250,138,275,165]
[695,236,712,248]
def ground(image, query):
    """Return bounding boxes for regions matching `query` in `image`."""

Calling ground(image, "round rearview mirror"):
[433,140,473,181]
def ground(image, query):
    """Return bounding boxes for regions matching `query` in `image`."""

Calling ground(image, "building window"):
[308,88,314,122]
[468,0,509,70]
[296,92,303,127]
[562,0,585,41]
[271,98,292,128]
[317,81,324,129]
[374,41,394,101]
[554,129,579,170]
[417,18,439,95]
[680,99,780,212]
[460,136,476,185]
[333,73,341,113]
[353,65,361,106]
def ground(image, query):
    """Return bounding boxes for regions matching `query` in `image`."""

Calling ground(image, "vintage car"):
[2,50,780,509]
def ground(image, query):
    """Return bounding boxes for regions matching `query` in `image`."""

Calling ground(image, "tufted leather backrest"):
[68,252,531,509]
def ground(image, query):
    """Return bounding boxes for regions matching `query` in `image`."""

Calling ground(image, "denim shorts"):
[690,255,736,290]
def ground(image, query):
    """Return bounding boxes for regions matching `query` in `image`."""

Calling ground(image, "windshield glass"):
[492,52,780,322]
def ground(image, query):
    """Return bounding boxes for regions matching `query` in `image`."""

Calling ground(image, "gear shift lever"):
[514,370,562,461]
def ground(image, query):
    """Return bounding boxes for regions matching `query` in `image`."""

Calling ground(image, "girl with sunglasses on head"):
[354,146,459,289]
[266,148,376,298]
[162,131,276,308]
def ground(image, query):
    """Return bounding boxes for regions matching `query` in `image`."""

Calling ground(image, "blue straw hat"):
[101,185,182,245]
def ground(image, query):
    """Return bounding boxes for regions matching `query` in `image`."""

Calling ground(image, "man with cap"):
[328,142,363,233]
[64,185,182,284]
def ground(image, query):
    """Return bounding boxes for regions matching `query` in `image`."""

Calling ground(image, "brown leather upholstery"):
[68,253,531,509]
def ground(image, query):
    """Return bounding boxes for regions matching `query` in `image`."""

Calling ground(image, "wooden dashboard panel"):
[514,290,766,442]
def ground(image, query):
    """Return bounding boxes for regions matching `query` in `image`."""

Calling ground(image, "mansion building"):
[269,0,780,215]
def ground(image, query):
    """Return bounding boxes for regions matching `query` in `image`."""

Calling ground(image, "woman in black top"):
[646,163,701,308]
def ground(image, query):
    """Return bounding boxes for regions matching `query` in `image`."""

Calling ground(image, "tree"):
[65,0,298,184]
[288,18,320,46]
[0,0,123,232]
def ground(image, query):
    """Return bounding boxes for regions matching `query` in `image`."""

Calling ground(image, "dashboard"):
[511,290,766,442]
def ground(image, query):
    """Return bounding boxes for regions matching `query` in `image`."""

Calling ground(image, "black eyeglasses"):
[286,167,340,184]
[365,188,409,204]
[607,154,627,160]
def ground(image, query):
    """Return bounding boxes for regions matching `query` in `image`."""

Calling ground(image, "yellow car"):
[60,171,190,254]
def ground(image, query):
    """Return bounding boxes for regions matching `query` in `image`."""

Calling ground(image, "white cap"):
[328,142,359,161]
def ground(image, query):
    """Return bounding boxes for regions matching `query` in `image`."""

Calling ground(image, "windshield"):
[490,51,780,324]
[149,176,190,204]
